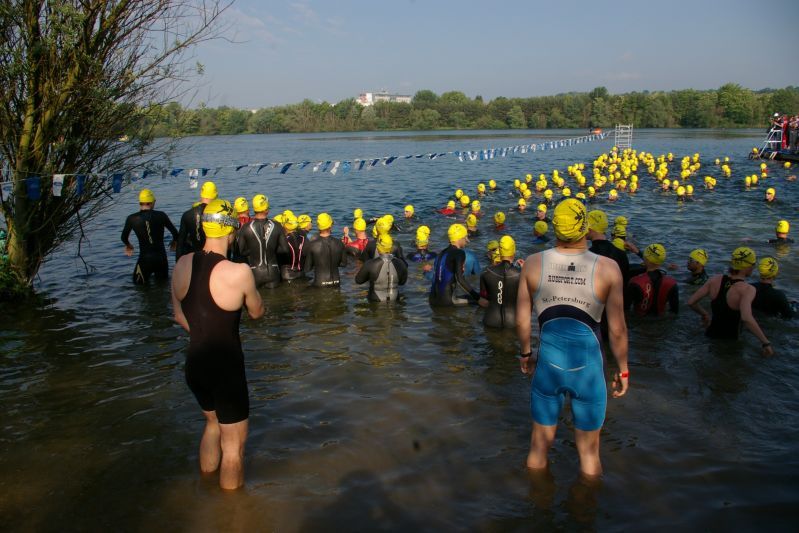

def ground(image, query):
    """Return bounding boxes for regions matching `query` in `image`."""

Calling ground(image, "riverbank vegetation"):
[141,84,799,137]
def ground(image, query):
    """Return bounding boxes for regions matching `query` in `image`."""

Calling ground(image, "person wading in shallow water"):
[171,199,264,490]
[516,198,629,477]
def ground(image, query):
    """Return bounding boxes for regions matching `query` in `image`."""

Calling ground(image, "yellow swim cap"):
[494,211,506,224]
[460,195,470,207]
[523,189,532,199]
[377,234,393,254]
[612,224,627,238]
[537,203,547,213]
[466,213,478,229]
[252,194,269,212]
[478,183,486,192]
[609,189,618,198]
[471,200,481,211]
[489,179,497,189]
[519,182,528,192]
[375,216,392,235]
[552,199,588,242]
[138,189,155,203]
[677,186,686,196]
[283,209,295,218]
[544,189,553,199]
[448,223,468,243]
[455,189,464,199]
[487,240,499,252]
[776,220,790,233]
[758,256,778,278]
[514,179,520,188]
[317,212,333,231]
[766,187,775,196]
[416,236,429,247]
[686,184,694,194]
[562,187,572,197]
[587,186,596,196]
[274,214,284,225]
[534,221,548,235]
[576,192,586,200]
[587,210,608,232]
[353,208,363,219]
[353,217,366,231]
[518,198,527,207]
[689,248,708,266]
[202,198,238,238]
[612,237,626,251]
[298,214,311,228]
[499,235,516,258]
[283,214,298,231]
[615,216,628,226]
[200,181,218,200]
[447,200,456,209]
[731,246,756,270]
[233,197,248,214]
[405,204,414,215]
[417,225,431,237]
[644,243,666,265]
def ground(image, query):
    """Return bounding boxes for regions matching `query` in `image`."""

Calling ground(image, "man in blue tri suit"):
[516,198,629,477]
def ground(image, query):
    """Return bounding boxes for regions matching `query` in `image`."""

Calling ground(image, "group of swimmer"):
[119,145,795,488]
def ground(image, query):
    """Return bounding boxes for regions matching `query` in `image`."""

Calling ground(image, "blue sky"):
[192,0,798,108]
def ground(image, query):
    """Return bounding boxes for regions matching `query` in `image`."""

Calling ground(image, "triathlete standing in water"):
[304,213,347,287]
[355,234,408,302]
[429,223,480,307]
[280,213,307,282]
[516,198,629,476]
[236,194,288,288]
[176,181,217,260]
[478,236,522,328]
[687,247,774,355]
[121,189,178,284]
[171,198,264,490]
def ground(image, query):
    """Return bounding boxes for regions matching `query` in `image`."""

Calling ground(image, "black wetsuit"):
[304,235,347,287]
[181,251,248,424]
[768,237,794,244]
[687,270,708,286]
[355,253,408,302]
[280,232,307,282]
[360,240,406,264]
[121,209,178,284]
[236,217,289,288]
[429,244,480,307]
[176,204,205,260]
[751,282,794,319]
[479,261,521,328]
[706,276,742,339]
[590,238,630,282]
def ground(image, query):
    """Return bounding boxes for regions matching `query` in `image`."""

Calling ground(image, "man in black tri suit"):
[176,181,217,260]
[304,212,347,287]
[121,189,178,284]
[235,194,289,288]
[478,235,522,328]
[355,234,408,302]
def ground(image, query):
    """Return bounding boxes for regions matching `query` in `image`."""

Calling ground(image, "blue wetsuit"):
[463,249,480,276]
[532,248,606,431]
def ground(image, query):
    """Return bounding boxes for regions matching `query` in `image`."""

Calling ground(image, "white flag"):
[330,161,341,175]
[52,174,65,197]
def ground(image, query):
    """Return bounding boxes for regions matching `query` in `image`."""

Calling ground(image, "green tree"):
[0,0,228,287]
[717,83,755,126]
[507,105,527,129]
[412,89,439,110]
[410,109,440,130]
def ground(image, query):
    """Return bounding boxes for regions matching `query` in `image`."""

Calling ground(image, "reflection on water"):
[2,129,798,530]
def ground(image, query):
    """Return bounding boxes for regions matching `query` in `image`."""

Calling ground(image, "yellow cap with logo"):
[377,234,393,254]
[298,214,311,228]
[731,247,756,270]
[499,235,515,258]
[466,214,478,229]
[776,220,790,234]
[200,181,218,200]
[534,221,548,235]
[552,199,588,242]
[494,211,506,224]
[689,248,708,266]
[202,198,238,238]
[233,197,248,214]
[283,214,298,231]
[587,210,608,232]
[644,243,666,265]
[758,257,778,278]
[252,194,269,212]
[448,223,468,243]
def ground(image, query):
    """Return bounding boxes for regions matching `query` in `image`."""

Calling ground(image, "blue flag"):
[280,163,292,174]
[112,172,124,192]
[170,168,183,177]
[76,174,86,195]
[26,175,41,200]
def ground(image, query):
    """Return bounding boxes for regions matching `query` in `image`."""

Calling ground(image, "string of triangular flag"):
[0,132,609,199]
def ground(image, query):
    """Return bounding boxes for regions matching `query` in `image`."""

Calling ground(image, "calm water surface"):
[1,129,798,531]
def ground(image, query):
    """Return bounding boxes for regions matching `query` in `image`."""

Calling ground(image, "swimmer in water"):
[466,213,479,237]
[518,198,527,212]
[342,217,370,256]
[768,220,793,244]
[407,226,437,262]
[280,213,307,282]
[429,223,480,307]
[535,204,549,223]
[531,221,549,244]
[360,216,405,261]
[751,257,795,319]
[687,247,774,355]
[234,197,251,227]
[438,200,457,216]
[479,236,522,329]
[297,214,313,238]
[355,234,408,302]
[764,188,776,203]
[121,189,178,284]
[171,198,264,490]
[304,213,347,287]
[516,198,629,476]
[176,181,217,259]
[626,244,679,316]
[493,211,506,231]
[587,209,629,283]
[486,240,500,265]
[686,249,709,286]
[235,194,289,289]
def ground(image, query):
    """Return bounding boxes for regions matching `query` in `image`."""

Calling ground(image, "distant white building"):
[357,89,412,106]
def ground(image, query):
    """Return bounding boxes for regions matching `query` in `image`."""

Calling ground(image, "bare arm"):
[687,279,712,328]
[738,286,773,356]
[171,256,191,332]
[516,255,536,374]
[603,259,629,397]
[241,266,264,320]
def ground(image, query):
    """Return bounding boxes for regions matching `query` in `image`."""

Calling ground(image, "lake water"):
[2,129,797,531]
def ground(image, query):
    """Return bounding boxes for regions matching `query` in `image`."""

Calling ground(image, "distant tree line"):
[140,84,799,137]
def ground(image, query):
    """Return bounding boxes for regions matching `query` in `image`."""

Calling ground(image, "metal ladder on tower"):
[614,124,633,150]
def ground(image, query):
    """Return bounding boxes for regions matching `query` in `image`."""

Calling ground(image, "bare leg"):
[574,428,602,476]
[200,410,221,473]
[526,422,557,470]
[219,419,248,490]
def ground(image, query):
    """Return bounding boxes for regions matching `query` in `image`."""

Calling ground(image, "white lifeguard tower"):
[614,124,633,150]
